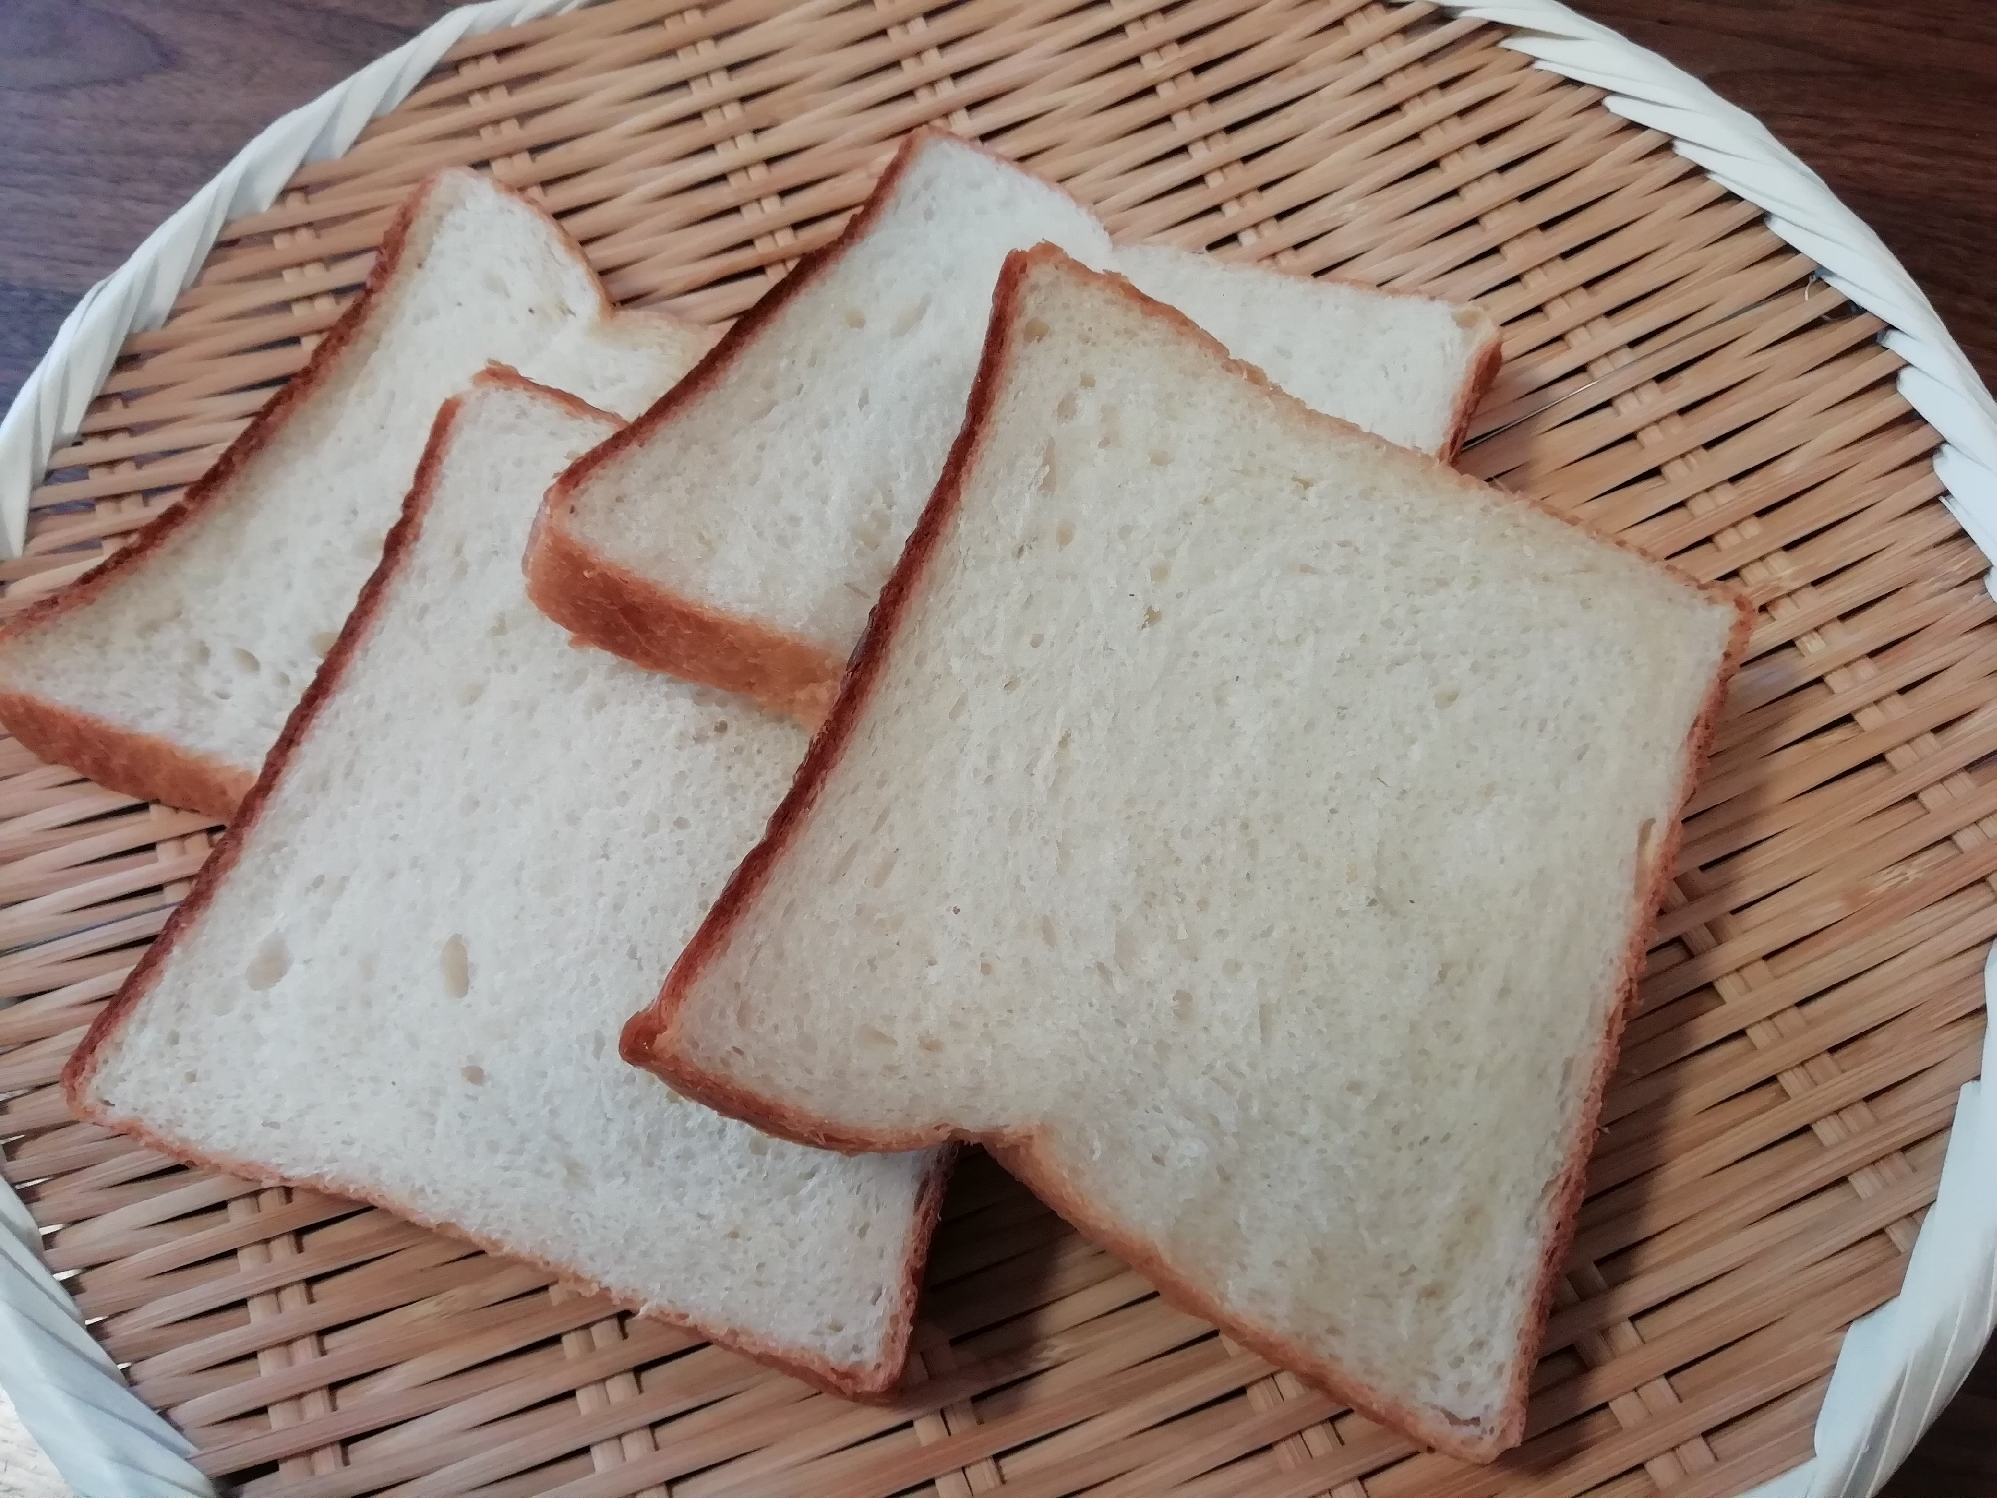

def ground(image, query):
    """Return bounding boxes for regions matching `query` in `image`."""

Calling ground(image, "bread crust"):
[1440,313,1504,463]
[626,246,1755,1461]
[523,518,845,726]
[0,169,686,816]
[63,369,947,1401]
[0,689,249,820]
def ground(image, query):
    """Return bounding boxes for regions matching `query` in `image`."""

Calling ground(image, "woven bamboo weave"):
[0,1,1987,1494]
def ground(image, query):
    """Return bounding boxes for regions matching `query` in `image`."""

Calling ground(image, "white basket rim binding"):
[0,3,1989,1495]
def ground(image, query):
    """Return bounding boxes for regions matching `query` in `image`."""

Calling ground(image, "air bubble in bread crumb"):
[892,293,930,335]
[232,647,260,675]
[441,934,471,997]
[462,1064,486,1085]
[1098,404,1122,448]
[246,933,289,991]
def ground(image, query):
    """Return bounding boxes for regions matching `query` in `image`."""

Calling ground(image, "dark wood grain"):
[1566,0,1997,394]
[0,2,1992,1494]
[0,0,459,408]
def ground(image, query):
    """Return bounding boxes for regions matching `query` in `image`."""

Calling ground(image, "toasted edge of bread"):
[524,513,845,727]
[61,366,954,1401]
[619,246,1753,1456]
[1442,322,1503,460]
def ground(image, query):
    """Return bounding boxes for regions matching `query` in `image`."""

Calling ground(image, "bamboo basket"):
[1,1,1992,1495]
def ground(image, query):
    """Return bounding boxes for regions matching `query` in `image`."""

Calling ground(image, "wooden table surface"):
[0,2,1992,1495]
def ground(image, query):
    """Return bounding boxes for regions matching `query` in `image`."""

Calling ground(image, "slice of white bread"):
[625,249,1750,1457]
[525,130,1498,722]
[64,370,949,1397]
[526,130,1111,720]
[0,169,713,819]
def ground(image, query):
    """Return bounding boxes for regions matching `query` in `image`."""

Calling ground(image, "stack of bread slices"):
[2,131,1747,1460]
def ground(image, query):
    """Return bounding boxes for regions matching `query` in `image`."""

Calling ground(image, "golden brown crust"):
[0,690,249,821]
[1439,315,1504,463]
[626,245,1755,1461]
[523,519,844,726]
[64,369,941,1401]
